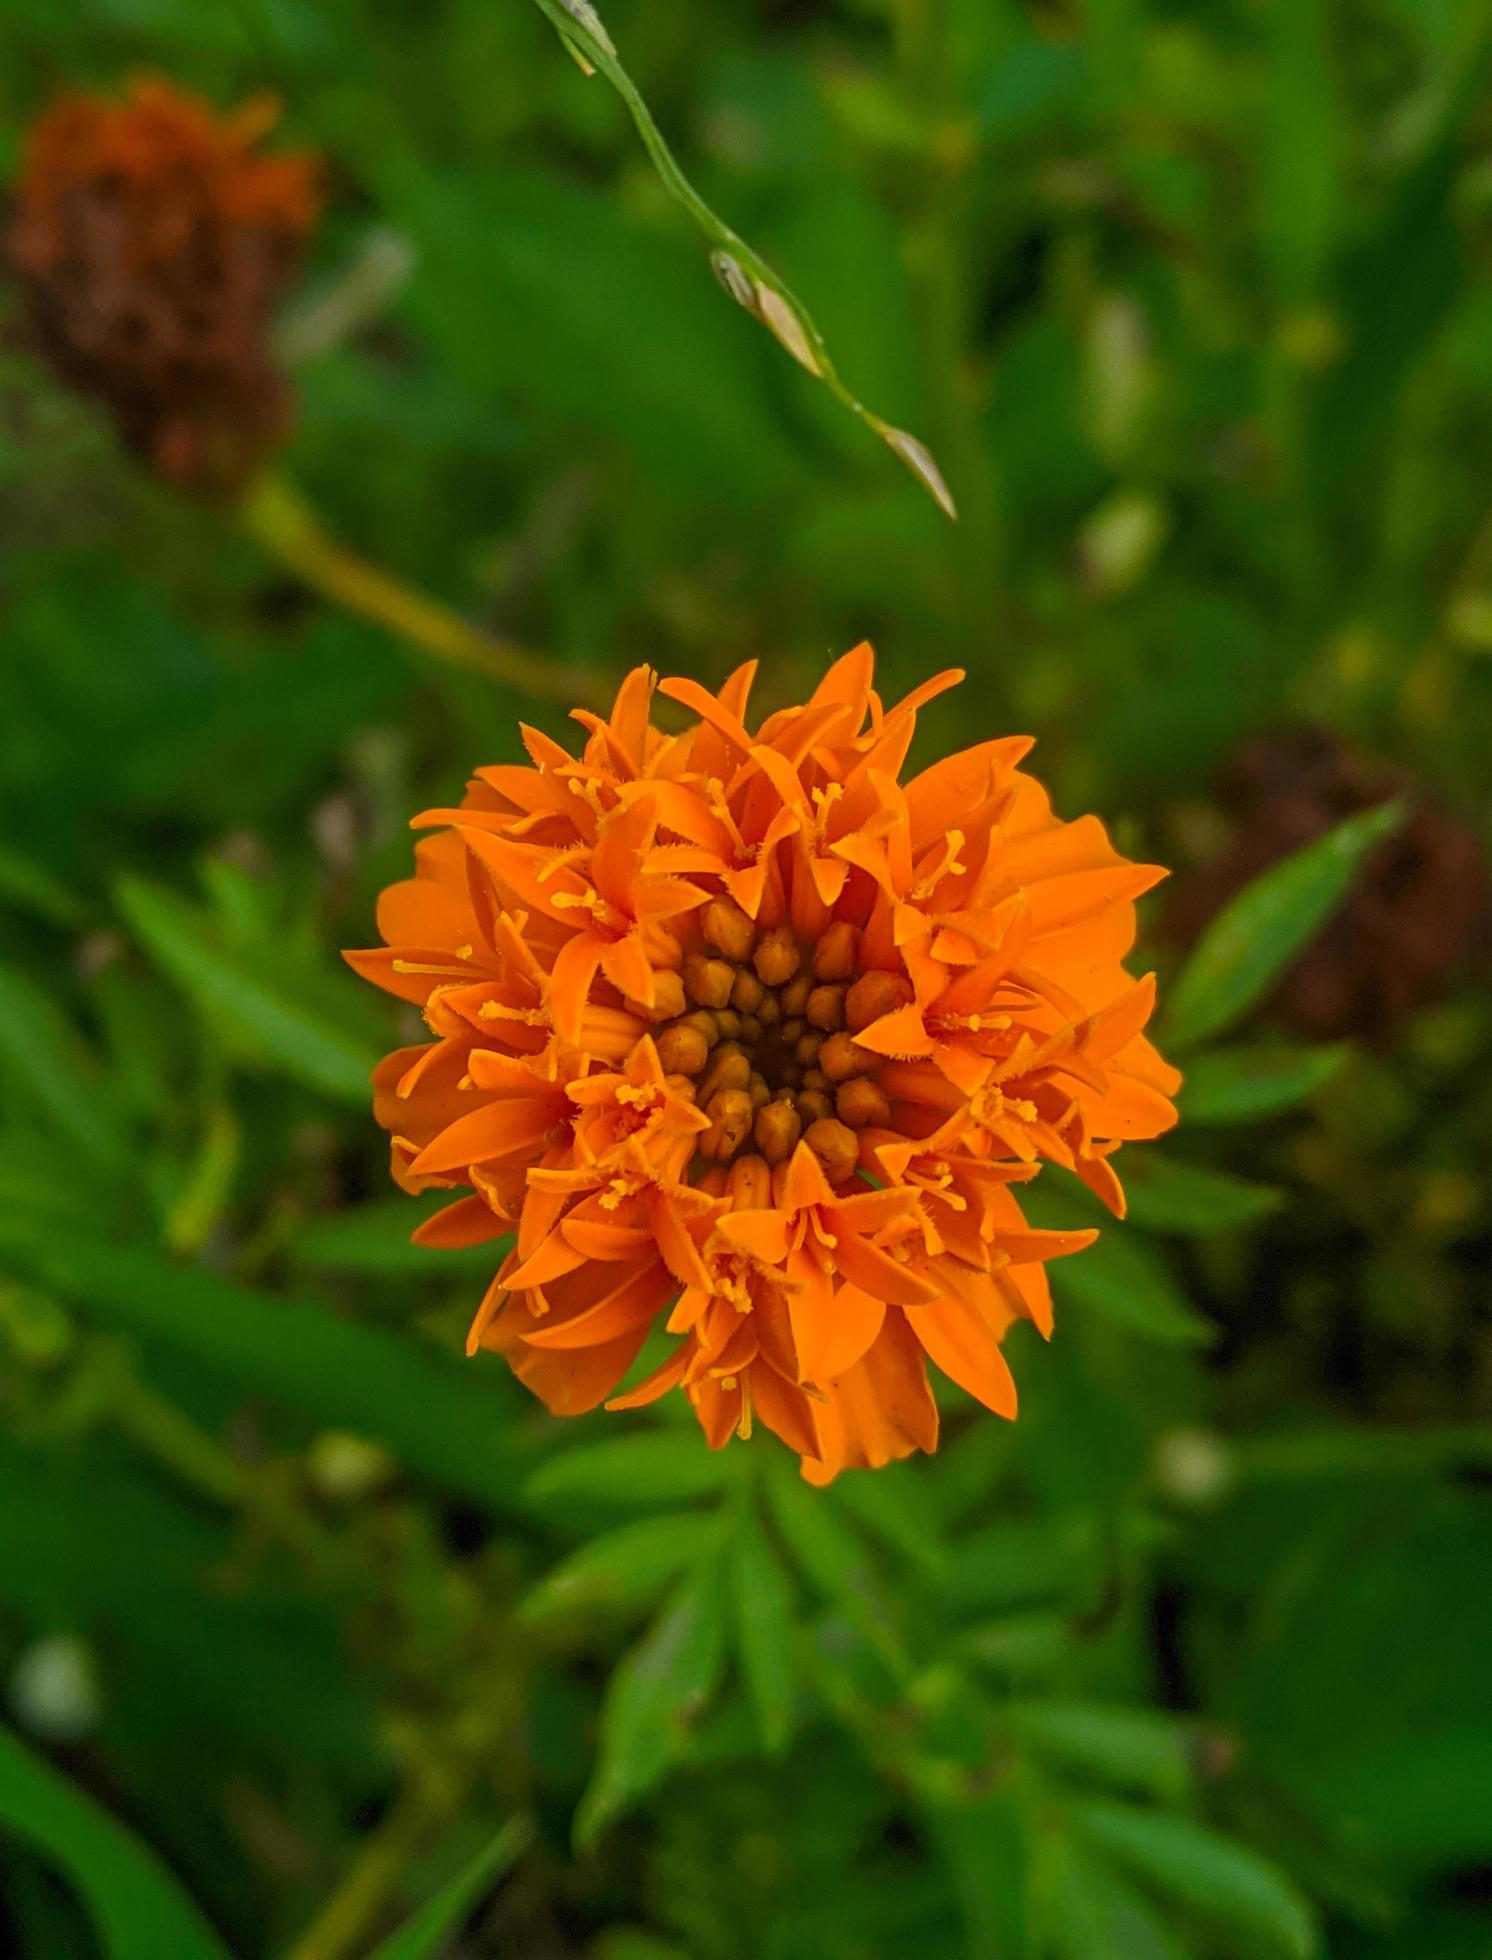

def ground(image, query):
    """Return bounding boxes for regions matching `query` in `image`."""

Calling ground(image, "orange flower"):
[6,77,319,497]
[347,648,1179,1479]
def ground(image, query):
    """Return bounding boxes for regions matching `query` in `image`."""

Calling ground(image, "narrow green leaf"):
[0,961,131,1175]
[828,1461,950,1581]
[1045,1837,1187,1960]
[1008,1701,1192,1801]
[0,1722,232,1960]
[0,843,87,927]
[574,1558,728,1847]
[1176,1044,1349,1126]
[727,1500,795,1752]
[524,1432,731,1512]
[1071,1801,1319,1959]
[519,1513,720,1623]
[1233,1423,1492,1484]
[0,1218,526,1513]
[524,0,955,517]
[292,1196,504,1276]
[367,1817,531,1960]
[764,1457,909,1676]
[1164,800,1404,1050]
[1120,1154,1281,1235]
[1051,1231,1215,1347]
[115,875,376,1105]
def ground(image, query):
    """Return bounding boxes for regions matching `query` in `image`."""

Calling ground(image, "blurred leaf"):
[0,842,87,927]
[0,1722,231,1960]
[575,1556,728,1847]
[1234,1423,1492,1484]
[0,1437,379,1775]
[0,1220,526,1512]
[0,959,132,1177]
[1291,1725,1492,1873]
[519,1513,720,1623]
[367,1817,532,1960]
[1262,0,1341,299]
[1071,1801,1319,1959]
[1176,1044,1349,1126]
[1050,1230,1215,1347]
[764,1457,909,1676]
[1007,1702,1191,1801]
[292,1196,504,1276]
[1045,1835,1187,1960]
[523,0,955,515]
[115,877,376,1106]
[1164,801,1405,1051]
[1121,1154,1281,1235]
[826,1461,949,1582]
[727,1498,795,1753]
[524,1432,731,1512]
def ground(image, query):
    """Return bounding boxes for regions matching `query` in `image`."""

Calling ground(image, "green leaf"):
[0,1722,232,1960]
[292,1196,504,1276]
[367,1817,531,1960]
[764,1456,909,1676]
[519,1513,720,1623]
[1233,1423,1492,1484]
[1008,1701,1192,1801]
[0,842,87,927]
[1050,1230,1215,1347]
[524,1432,731,1512]
[1120,1154,1281,1235]
[727,1499,795,1752]
[1164,800,1404,1051]
[1176,1044,1349,1126]
[1045,1836,1187,1960]
[115,875,376,1105]
[1071,1801,1319,1959]
[523,0,954,517]
[828,1460,950,1581]
[574,1557,728,1847]
[0,960,131,1176]
[0,1218,526,1513]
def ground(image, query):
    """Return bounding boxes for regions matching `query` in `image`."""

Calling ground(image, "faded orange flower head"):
[6,77,320,497]
[347,649,1179,1480]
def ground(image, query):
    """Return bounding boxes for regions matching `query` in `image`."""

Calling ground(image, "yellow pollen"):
[551,889,607,919]
[478,1001,547,1026]
[391,958,478,978]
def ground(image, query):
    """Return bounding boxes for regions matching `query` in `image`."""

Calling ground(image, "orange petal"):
[905,1293,1018,1416]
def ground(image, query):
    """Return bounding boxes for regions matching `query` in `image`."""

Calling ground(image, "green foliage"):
[0,1724,231,1960]
[365,1819,532,1960]
[2,0,1490,1955]
[115,876,378,1106]
[1164,803,1406,1052]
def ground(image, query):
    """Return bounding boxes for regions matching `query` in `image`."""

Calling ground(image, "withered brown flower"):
[6,78,320,498]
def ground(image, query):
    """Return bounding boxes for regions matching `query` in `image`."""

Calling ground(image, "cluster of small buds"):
[634,899,911,1187]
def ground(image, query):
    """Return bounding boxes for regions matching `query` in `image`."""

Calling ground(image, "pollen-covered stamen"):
[909,829,968,901]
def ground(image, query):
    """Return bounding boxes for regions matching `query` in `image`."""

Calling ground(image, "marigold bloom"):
[348,649,1179,1478]
[6,77,319,497]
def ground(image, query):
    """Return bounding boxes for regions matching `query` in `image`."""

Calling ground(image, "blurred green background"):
[2,1,1491,1956]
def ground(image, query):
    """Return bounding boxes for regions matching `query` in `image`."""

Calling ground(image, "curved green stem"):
[239,472,602,705]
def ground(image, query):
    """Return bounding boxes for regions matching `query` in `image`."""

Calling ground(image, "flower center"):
[643,900,914,1187]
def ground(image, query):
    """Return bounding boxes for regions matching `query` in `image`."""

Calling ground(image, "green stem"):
[238,472,602,705]
[281,1774,458,1960]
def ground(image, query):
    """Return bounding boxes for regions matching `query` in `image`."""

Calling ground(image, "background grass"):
[1,2,1490,1956]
